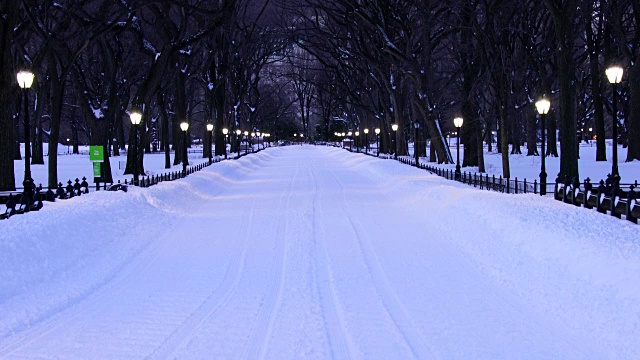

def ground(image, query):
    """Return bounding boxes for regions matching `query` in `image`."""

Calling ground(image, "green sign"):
[93,162,102,177]
[90,146,105,162]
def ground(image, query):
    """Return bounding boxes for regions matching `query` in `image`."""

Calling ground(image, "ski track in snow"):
[241,163,296,359]
[1,146,639,359]
[146,196,257,360]
[324,169,435,359]
[0,214,184,356]
[309,164,356,360]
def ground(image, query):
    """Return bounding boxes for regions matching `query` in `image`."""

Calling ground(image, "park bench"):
[555,176,640,223]
[0,195,16,220]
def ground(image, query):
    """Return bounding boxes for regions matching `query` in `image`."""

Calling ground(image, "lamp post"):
[348,131,353,151]
[206,123,214,164]
[414,122,420,166]
[17,71,35,208]
[256,131,261,149]
[236,129,242,158]
[606,66,623,178]
[244,131,249,154]
[391,124,398,159]
[374,128,381,157]
[588,127,593,147]
[300,133,304,145]
[364,128,369,154]
[355,131,360,152]
[222,128,229,159]
[454,117,464,180]
[66,138,71,154]
[535,98,550,195]
[491,131,496,152]
[130,112,142,186]
[180,122,189,176]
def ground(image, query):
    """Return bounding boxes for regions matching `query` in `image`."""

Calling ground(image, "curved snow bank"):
[332,147,640,358]
[0,149,278,337]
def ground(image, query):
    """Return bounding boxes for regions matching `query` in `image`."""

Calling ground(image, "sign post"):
[90,146,105,183]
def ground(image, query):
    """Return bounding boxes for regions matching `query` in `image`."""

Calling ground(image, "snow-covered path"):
[1,146,639,359]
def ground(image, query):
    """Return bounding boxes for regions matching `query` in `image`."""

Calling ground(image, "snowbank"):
[0,150,277,337]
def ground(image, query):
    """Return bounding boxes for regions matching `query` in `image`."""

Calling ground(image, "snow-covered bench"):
[557,177,640,224]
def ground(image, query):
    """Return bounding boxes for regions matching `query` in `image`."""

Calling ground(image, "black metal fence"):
[397,156,552,194]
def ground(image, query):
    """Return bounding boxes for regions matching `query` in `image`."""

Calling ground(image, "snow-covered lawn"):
[1,145,639,358]
[13,144,219,187]
[403,141,640,184]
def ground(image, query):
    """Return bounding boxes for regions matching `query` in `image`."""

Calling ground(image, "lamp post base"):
[540,172,547,195]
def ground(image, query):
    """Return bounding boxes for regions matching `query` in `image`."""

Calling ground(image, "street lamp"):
[66,138,71,154]
[588,127,593,146]
[374,128,381,157]
[364,128,369,154]
[180,121,189,176]
[17,70,35,209]
[454,117,464,180]
[206,123,214,164]
[355,131,360,152]
[256,131,261,149]
[130,111,142,186]
[535,98,551,195]
[348,131,353,151]
[236,129,242,158]
[606,65,624,178]
[244,131,249,154]
[222,128,229,159]
[391,124,399,159]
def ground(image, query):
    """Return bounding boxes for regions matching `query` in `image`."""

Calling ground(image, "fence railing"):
[396,156,553,195]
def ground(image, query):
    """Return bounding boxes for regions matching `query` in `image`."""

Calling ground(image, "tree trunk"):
[497,83,511,178]
[173,71,187,166]
[31,80,46,164]
[477,124,486,173]
[429,140,437,163]
[527,110,538,156]
[413,98,451,163]
[546,111,559,157]
[546,0,579,180]
[626,63,640,162]
[47,72,65,189]
[158,92,171,169]
[91,117,113,183]
[14,99,21,160]
[586,10,607,161]
[0,1,17,190]
[510,109,522,155]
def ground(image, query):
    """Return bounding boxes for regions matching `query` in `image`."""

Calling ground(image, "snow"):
[1,146,639,358]
[414,141,640,184]
[14,143,212,186]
